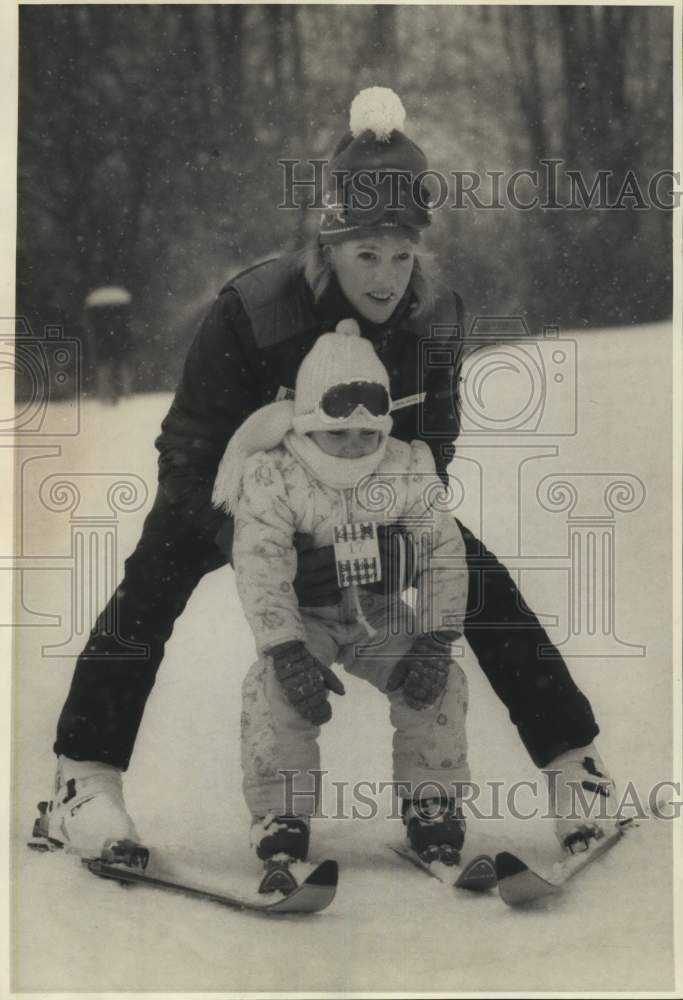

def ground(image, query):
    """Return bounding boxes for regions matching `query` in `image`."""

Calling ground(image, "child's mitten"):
[543,743,617,852]
[385,632,456,709]
[269,640,345,725]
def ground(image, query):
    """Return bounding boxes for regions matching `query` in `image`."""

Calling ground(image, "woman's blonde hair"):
[294,236,441,318]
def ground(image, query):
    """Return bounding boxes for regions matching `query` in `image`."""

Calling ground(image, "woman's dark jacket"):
[155,256,465,545]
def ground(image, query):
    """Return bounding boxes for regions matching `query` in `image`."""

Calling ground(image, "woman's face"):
[329,234,415,324]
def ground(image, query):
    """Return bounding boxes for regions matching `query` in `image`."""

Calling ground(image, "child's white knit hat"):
[212,319,393,513]
[292,319,393,436]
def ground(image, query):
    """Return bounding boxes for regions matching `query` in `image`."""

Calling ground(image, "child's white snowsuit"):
[229,435,470,819]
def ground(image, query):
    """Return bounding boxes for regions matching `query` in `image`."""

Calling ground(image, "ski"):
[84,855,338,915]
[495,819,633,907]
[391,846,497,892]
[29,799,336,915]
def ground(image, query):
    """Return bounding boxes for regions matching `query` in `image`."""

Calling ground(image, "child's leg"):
[388,667,470,799]
[241,616,341,822]
[240,657,320,821]
[342,598,469,861]
[341,597,470,797]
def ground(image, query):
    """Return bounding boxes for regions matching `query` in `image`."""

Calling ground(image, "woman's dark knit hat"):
[320,88,433,245]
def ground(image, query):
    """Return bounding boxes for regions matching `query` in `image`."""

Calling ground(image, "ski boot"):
[544,742,617,854]
[29,756,148,867]
[403,796,465,866]
[250,814,310,895]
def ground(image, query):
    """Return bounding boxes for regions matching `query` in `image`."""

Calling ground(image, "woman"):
[44,88,612,862]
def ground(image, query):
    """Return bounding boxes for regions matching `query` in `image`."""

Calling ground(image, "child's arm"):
[231,450,306,653]
[400,440,468,638]
[383,441,467,709]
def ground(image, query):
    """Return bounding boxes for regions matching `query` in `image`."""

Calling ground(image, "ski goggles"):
[323,172,436,231]
[318,381,391,422]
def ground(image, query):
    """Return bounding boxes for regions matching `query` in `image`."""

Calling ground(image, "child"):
[211,320,471,890]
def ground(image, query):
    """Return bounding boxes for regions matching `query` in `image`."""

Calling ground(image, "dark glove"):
[270,640,345,725]
[386,632,456,710]
[293,524,416,606]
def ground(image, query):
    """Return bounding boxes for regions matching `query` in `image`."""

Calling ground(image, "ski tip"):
[304,859,338,889]
[495,851,529,881]
[455,854,497,892]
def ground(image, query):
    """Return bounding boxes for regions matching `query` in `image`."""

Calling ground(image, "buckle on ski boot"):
[254,815,310,863]
[417,842,462,866]
[403,797,465,867]
[563,824,605,855]
[27,801,64,853]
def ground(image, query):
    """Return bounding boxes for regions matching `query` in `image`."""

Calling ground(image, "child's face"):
[309,428,381,459]
[329,235,415,324]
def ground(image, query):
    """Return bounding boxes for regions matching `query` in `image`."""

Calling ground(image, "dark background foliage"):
[16,4,673,395]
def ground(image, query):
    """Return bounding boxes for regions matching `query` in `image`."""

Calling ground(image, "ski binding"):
[495,819,634,907]
[28,799,151,867]
[392,845,497,892]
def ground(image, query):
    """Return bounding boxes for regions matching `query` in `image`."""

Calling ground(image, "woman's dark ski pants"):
[54,487,599,771]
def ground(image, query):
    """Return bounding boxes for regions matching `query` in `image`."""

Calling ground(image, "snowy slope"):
[11,323,676,993]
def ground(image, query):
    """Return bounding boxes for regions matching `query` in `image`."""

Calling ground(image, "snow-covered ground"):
[10,323,677,993]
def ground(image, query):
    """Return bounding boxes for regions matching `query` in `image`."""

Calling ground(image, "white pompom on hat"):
[212,320,393,513]
[349,87,407,141]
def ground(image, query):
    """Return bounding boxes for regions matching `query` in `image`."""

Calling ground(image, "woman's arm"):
[419,290,466,485]
[154,289,260,537]
[390,289,465,486]
[400,440,468,636]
